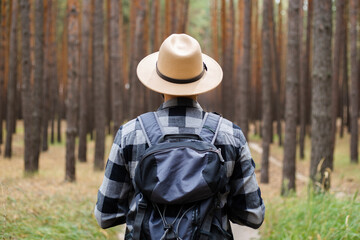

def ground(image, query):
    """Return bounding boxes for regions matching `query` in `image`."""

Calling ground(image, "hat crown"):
[157,34,204,80]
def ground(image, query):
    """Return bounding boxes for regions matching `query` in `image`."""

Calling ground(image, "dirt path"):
[231,224,260,240]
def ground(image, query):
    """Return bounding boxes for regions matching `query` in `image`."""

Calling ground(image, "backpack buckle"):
[164,224,173,230]
[138,200,147,209]
[138,195,147,209]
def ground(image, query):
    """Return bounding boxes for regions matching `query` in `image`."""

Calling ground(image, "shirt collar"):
[158,97,203,111]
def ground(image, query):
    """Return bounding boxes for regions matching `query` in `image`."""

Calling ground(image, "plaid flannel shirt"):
[95,97,265,233]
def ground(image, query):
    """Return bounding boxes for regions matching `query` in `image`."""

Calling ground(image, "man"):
[95,34,265,239]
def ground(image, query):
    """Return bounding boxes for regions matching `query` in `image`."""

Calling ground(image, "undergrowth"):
[0,182,122,240]
[262,191,360,239]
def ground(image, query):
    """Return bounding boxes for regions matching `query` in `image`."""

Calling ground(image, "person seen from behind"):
[95,34,265,240]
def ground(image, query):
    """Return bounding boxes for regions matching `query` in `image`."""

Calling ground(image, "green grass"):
[0,122,122,240]
[261,192,360,240]
[1,194,120,240]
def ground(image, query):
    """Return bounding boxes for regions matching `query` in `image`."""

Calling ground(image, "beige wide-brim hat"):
[137,34,223,96]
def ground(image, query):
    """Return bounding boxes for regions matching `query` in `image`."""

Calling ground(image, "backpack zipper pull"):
[216,148,225,163]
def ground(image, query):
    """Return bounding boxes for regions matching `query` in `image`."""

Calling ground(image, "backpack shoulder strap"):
[137,112,164,147]
[199,113,223,144]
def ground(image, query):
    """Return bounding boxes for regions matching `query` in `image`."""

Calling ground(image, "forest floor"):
[0,121,359,239]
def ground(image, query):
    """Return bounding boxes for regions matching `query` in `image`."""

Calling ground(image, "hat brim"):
[136,52,223,96]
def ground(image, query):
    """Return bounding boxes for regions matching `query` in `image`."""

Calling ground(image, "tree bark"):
[268,0,282,146]
[129,0,146,119]
[330,0,345,162]
[221,0,235,119]
[66,0,80,182]
[0,0,6,146]
[50,1,58,145]
[282,0,301,194]
[310,0,333,183]
[299,0,313,159]
[349,0,358,164]
[31,0,44,170]
[149,0,162,110]
[5,0,18,158]
[339,29,346,138]
[87,0,94,140]
[109,0,124,136]
[236,0,251,140]
[251,0,260,128]
[42,0,52,152]
[93,0,106,170]
[20,0,35,173]
[260,0,272,184]
[78,0,91,162]
[211,0,219,62]
[177,0,189,33]
[340,8,349,138]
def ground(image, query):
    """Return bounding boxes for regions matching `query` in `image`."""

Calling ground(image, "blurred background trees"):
[0,0,359,192]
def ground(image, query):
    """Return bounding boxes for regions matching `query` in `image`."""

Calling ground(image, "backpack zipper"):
[142,146,225,163]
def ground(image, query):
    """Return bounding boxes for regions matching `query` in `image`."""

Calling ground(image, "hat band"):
[156,62,208,84]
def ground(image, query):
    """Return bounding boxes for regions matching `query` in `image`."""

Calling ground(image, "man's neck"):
[163,94,198,102]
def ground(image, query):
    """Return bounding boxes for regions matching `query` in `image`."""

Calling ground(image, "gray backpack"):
[128,112,233,240]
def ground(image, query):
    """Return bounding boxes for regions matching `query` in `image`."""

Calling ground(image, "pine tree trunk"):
[105,0,112,136]
[268,0,282,146]
[330,0,345,162]
[211,0,219,62]
[5,0,17,158]
[178,0,189,33]
[310,0,333,183]
[150,0,160,52]
[339,34,346,138]
[78,0,91,162]
[221,0,235,119]
[149,0,162,110]
[42,0,52,152]
[31,0,44,170]
[260,0,272,184]
[277,0,285,133]
[109,0,123,136]
[282,0,301,194]
[236,0,251,140]
[0,0,6,146]
[211,0,222,112]
[251,0,260,127]
[170,0,176,34]
[165,0,171,36]
[50,1,57,144]
[340,9,349,138]
[93,0,106,170]
[349,0,358,164]
[300,0,313,159]
[87,1,94,140]
[66,0,79,182]
[20,0,34,173]
[129,0,146,119]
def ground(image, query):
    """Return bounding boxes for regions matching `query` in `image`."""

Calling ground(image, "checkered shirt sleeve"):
[217,120,265,228]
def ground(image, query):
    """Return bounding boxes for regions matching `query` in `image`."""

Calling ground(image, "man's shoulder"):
[114,117,142,145]
[216,115,247,147]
